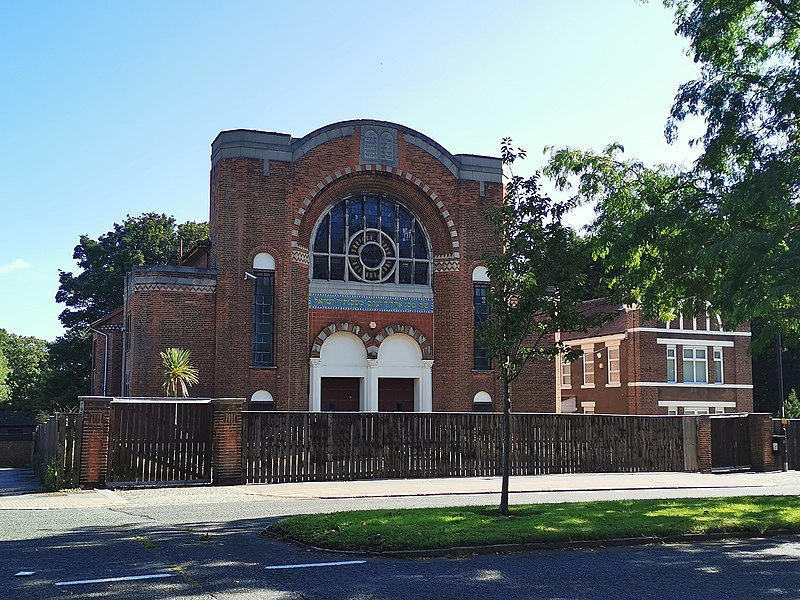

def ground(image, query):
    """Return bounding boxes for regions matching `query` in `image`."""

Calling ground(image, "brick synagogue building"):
[90,120,753,416]
[90,120,555,413]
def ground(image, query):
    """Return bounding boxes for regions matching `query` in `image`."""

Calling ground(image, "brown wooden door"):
[710,415,750,470]
[379,378,415,412]
[321,377,360,411]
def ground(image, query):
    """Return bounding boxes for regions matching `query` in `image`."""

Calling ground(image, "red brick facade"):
[560,304,754,415]
[90,120,555,413]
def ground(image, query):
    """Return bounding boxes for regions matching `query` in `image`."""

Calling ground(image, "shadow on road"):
[0,467,42,497]
[1,510,800,599]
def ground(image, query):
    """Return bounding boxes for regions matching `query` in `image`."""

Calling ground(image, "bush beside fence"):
[32,414,82,490]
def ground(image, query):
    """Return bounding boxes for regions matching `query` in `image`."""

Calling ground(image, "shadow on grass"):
[268,497,800,552]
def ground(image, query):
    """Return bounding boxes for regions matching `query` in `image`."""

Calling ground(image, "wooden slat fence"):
[32,413,82,489]
[242,412,687,484]
[108,400,213,485]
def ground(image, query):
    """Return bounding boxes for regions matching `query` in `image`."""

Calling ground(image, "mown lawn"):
[267,496,800,552]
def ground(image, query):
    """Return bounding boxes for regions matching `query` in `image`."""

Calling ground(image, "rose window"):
[312,192,431,285]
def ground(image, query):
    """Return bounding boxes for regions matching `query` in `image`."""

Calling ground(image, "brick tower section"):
[198,121,558,411]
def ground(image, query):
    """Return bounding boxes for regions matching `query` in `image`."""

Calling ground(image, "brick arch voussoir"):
[291,165,460,263]
[372,323,433,359]
[310,321,372,358]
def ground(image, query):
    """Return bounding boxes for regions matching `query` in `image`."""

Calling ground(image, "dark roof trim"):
[211,120,502,184]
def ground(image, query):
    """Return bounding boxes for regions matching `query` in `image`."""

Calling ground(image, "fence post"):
[682,416,699,472]
[696,415,712,473]
[78,397,112,489]
[212,398,244,486]
[748,413,776,472]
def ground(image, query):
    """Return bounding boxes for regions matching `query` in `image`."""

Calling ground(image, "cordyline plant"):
[160,347,199,398]
[478,139,614,516]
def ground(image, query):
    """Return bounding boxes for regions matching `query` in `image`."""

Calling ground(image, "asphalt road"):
[2,483,800,599]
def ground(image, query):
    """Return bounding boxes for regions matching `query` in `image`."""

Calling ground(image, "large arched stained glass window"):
[312,192,432,285]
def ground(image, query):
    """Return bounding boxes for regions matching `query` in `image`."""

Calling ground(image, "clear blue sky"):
[0,1,700,341]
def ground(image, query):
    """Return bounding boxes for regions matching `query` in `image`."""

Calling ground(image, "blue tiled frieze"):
[309,293,434,313]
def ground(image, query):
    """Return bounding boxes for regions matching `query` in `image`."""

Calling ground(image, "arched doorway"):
[312,332,366,412]
[377,334,426,412]
[309,332,432,412]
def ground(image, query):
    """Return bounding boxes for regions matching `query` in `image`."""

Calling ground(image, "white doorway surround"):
[309,332,432,412]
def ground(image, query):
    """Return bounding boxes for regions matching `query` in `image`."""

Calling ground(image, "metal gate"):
[710,414,750,470]
[108,399,213,485]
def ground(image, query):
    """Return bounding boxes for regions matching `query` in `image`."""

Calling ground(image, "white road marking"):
[55,573,174,586]
[265,560,366,570]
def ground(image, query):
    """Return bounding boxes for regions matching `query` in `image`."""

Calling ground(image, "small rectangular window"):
[666,345,676,383]
[713,347,723,383]
[561,356,571,388]
[252,272,275,366]
[473,284,490,370]
[607,345,620,384]
[583,349,594,386]
[683,346,708,383]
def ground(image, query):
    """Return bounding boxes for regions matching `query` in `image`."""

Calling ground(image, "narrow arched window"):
[311,192,432,285]
[473,266,491,370]
[252,253,275,366]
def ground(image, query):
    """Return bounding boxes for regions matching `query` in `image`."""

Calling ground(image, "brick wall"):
[79,397,111,488]
[127,275,217,397]
[212,398,244,485]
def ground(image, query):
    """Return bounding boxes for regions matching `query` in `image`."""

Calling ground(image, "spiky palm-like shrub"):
[160,348,199,397]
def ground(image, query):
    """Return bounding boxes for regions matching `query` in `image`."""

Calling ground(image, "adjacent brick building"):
[559,302,753,415]
[91,120,555,413]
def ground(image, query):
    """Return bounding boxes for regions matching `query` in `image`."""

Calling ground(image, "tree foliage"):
[0,346,10,404]
[786,389,800,419]
[56,213,209,330]
[40,329,92,410]
[0,329,50,413]
[544,1,800,348]
[481,140,614,515]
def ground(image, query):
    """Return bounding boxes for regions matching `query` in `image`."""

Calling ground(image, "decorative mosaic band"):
[309,292,434,313]
[434,254,460,273]
[132,283,216,294]
[291,246,309,266]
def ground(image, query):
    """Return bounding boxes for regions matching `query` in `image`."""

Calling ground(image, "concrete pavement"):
[2,469,799,511]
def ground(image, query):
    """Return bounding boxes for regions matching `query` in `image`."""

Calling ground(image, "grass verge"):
[267,496,800,552]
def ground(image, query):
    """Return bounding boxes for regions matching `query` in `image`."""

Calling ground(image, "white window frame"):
[561,355,572,388]
[666,345,677,383]
[713,346,724,384]
[607,345,620,386]
[581,345,595,388]
[683,346,708,384]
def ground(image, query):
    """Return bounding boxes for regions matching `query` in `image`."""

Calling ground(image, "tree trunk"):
[499,375,511,516]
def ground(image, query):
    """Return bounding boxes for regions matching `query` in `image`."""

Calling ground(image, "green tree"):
[160,348,199,398]
[40,330,92,411]
[56,213,209,330]
[481,140,613,516]
[785,389,800,419]
[0,329,50,413]
[0,346,10,403]
[545,0,800,348]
